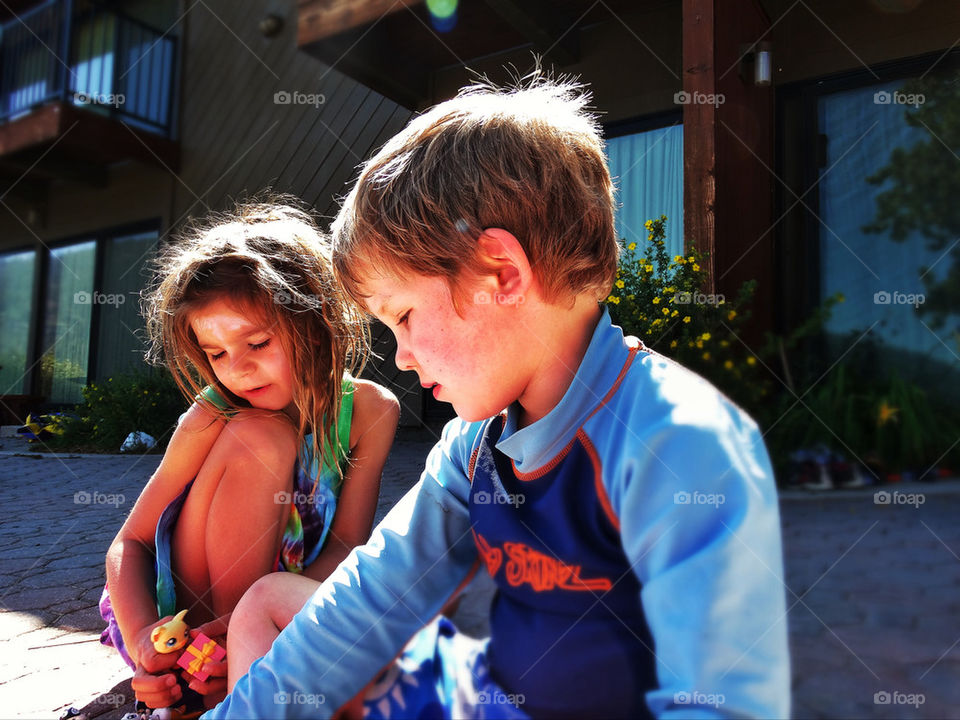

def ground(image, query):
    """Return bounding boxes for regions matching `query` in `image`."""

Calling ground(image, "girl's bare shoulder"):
[347,378,400,451]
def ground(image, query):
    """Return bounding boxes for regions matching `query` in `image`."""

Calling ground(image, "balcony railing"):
[0,0,177,136]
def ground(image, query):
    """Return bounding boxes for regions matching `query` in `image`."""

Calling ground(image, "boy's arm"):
[202,419,483,720]
[605,409,791,719]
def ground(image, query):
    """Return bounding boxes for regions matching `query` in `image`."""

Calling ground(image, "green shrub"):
[50,370,187,452]
[604,215,770,411]
[605,215,960,481]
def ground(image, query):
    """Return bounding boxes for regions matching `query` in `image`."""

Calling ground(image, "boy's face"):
[359,267,528,422]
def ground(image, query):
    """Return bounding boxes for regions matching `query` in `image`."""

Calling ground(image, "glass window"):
[606,124,684,259]
[95,230,157,379]
[0,249,37,394]
[817,76,960,395]
[40,240,95,404]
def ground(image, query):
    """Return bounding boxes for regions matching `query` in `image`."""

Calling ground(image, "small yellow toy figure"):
[151,610,190,655]
[137,610,223,720]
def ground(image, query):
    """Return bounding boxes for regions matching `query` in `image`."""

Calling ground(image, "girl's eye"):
[210,351,226,361]
[397,311,410,326]
[250,339,271,351]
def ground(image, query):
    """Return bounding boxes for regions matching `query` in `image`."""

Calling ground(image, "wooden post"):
[682,0,775,343]
[682,0,718,293]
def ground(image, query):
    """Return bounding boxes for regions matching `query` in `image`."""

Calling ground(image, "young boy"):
[204,76,790,719]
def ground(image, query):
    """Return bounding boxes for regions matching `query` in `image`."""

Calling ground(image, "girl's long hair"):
[143,195,369,478]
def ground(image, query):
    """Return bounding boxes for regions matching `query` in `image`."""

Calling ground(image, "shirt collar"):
[496,307,637,473]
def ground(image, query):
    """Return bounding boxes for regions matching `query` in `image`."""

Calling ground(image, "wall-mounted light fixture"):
[740,41,773,87]
[259,13,284,38]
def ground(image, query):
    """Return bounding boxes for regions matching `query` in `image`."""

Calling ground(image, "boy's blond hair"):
[331,73,619,307]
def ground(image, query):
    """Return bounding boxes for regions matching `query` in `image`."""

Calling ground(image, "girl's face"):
[189,296,295,413]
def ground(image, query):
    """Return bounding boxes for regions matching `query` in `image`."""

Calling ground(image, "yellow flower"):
[701,332,711,341]
[644,265,653,273]
[724,360,734,370]
[616,280,625,289]
[673,255,683,263]
[652,297,660,304]
[648,233,654,241]
[727,310,737,321]
[607,295,620,304]
[670,340,678,349]
[702,352,711,360]
[746,356,756,366]
[671,310,679,317]
[696,340,703,349]
[683,316,691,323]
[877,401,899,427]
[692,263,700,272]
[627,242,636,251]
[645,220,654,231]
[687,256,695,263]
[662,308,670,315]
[143,390,149,395]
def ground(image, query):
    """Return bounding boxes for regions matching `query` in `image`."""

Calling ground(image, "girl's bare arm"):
[302,380,400,584]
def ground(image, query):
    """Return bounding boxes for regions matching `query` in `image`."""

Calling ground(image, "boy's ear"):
[476,228,533,298]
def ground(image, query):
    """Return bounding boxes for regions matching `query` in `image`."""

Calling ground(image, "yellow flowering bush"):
[604,216,768,410]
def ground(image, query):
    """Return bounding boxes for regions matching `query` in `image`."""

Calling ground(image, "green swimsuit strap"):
[197,385,235,416]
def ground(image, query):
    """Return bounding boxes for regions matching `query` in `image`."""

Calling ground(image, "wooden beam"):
[297,0,423,44]
[481,0,579,67]
[682,0,717,293]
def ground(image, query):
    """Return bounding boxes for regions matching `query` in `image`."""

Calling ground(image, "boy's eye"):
[397,311,410,326]
[250,339,271,351]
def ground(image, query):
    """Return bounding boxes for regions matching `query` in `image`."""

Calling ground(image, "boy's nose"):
[393,342,416,373]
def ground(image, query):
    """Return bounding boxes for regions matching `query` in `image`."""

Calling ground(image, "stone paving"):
[0,430,957,719]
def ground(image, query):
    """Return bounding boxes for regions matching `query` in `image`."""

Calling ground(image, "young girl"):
[99,199,400,712]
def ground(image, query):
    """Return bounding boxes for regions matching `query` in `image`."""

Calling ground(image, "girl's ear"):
[476,228,534,302]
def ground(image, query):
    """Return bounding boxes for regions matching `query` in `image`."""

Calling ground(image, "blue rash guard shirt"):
[204,308,790,719]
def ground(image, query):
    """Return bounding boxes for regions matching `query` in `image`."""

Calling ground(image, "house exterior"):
[1,0,957,428]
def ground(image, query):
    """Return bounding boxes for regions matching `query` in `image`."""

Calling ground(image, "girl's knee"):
[215,412,298,472]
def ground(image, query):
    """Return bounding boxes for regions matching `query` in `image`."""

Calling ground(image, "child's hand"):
[129,616,183,707]
[132,665,183,709]
[185,614,229,705]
